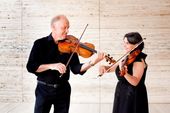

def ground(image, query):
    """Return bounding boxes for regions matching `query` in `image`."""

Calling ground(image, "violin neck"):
[79,43,97,53]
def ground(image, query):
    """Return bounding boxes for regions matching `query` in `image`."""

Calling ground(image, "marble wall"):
[0,0,170,106]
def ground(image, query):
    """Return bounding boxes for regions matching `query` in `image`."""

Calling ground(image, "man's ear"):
[51,24,55,29]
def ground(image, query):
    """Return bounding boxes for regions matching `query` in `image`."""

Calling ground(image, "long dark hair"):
[124,32,144,51]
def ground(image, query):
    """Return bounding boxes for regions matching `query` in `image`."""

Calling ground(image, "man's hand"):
[49,63,66,74]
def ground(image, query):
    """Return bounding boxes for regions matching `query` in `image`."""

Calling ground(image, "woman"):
[99,32,149,113]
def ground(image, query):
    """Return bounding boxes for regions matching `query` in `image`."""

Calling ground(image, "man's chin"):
[58,37,65,41]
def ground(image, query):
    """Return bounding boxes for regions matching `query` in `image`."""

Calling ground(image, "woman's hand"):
[99,65,107,76]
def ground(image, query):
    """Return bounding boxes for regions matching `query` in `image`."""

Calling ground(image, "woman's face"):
[123,37,136,52]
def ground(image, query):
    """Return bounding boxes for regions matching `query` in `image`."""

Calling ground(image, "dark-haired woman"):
[99,32,149,113]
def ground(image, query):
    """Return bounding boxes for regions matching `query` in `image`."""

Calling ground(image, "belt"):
[37,80,59,88]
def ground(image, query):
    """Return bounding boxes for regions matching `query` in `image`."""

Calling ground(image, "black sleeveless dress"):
[112,52,149,113]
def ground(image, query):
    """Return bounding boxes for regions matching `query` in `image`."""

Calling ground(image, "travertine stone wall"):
[0,0,170,104]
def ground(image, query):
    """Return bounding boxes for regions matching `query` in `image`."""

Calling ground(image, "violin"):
[58,35,116,63]
[119,49,141,76]
[59,24,115,77]
[58,35,97,58]
[98,39,144,77]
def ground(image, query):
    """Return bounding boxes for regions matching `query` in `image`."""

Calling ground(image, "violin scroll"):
[105,54,116,64]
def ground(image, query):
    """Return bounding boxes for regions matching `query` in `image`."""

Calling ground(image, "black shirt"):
[115,52,147,83]
[26,34,85,84]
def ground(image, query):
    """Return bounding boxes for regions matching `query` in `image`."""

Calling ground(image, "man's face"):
[52,18,69,40]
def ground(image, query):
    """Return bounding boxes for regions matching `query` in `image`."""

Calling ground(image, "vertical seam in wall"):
[98,0,101,113]
[20,0,24,102]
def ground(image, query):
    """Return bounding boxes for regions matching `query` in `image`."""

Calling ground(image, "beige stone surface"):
[0,0,170,106]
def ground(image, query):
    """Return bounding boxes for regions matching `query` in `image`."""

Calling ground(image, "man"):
[26,15,104,113]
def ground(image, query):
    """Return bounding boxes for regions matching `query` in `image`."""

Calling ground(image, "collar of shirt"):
[47,33,60,44]
[47,33,54,42]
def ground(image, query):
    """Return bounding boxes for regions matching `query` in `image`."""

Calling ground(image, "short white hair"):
[51,15,69,26]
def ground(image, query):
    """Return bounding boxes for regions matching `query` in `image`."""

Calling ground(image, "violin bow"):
[98,38,145,77]
[60,24,89,77]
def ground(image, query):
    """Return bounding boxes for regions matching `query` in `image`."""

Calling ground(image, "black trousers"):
[34,81,71,113]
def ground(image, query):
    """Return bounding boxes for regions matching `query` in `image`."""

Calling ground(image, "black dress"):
[112,52,149,113]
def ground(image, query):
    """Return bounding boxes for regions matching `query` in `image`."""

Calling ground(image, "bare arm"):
[99,63,119,76]
[124,59,145,86]
[80,52,105,72]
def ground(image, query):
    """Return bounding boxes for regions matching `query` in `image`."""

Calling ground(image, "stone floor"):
[0,103,169,113]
